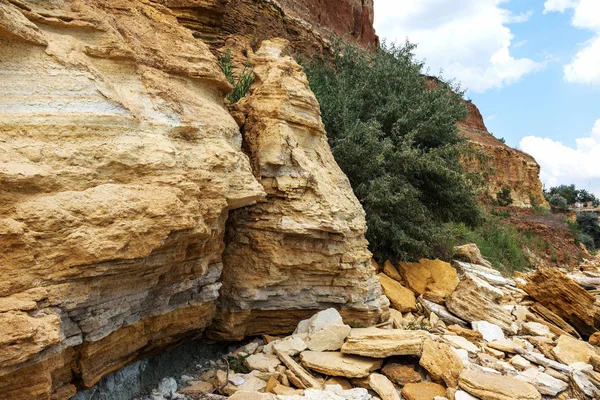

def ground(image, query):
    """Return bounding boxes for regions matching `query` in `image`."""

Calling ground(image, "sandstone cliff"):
[0,1,383,398]
[458,101,547,208]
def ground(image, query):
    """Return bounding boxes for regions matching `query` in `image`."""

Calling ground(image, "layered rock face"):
[160,0,376,55]
[0,1,383,398]
[458,101,547,207]
[209,39,387,340]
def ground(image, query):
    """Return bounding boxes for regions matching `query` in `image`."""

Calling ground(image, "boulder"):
[522,268,600,338]
[419,340,464,388]
[381,363,422,386]
[446,275,516,334]
[521,322,552,338]
[397,259,460,302]
[341,328,430,358]
[551,335,597,365]
[458,369,541,400]
[369,373,401,400]
[294,309,352,352]
[401,382,446,400]
[300,351,382,378]
[378,274,417,312]
[453,244,493,268]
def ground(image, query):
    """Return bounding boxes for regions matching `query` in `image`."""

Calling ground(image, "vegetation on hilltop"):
[303,41,482,262]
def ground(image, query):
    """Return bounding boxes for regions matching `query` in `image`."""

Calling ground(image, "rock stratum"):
[0,1,384,398]
[458,101,547,208]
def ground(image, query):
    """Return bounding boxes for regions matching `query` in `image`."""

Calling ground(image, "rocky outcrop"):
[458,101,547,207]
[160,0,376,57]
[208,39,387,340]
[0,2,383,398]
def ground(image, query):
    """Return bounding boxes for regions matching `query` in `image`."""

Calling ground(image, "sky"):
[374,0,600,196]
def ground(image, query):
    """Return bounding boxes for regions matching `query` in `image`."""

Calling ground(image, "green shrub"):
[549,194,568,210]
[577,212,600,250]
[219,50,254,104]
[496,186,513,206]
[303,41,481,262]
[450,217,535,274]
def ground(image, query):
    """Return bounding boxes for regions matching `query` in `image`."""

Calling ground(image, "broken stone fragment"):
[401,382,446,400]
[552,335,597,365]
[377,273,417,312]
[381,363,422,386]
[443,334,480,354]
[419,340,464,388]
[341,328,430,358]
[472,321,505,342]
[383,260,403,282]
[299,351,382,378]
[521,321,553,338]
[369,373,401,400]
[397,258,460,302]
[244,353,282,372]
[446,275,517,334]
[458,369,541,400]
[516,368,569,396]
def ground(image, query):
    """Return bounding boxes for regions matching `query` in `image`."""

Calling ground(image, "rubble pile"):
[147,245,600,400]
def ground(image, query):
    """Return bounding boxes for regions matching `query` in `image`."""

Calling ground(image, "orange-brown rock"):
[398,259,459,302]
[522,268,600,338]
[378,273,417,313]
[458,101,547,208]
[401,382,447,400]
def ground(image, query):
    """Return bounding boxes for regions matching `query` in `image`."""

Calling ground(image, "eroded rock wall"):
[459,101,547,208]
[0,1,383,398]
[208,39,387,340]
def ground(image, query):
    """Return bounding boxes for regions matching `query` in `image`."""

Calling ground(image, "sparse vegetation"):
[219,50,254,104]
[549,194,568,210]
[226,354,251,374]
[496,186,513,206]
[577,212,600,251]
[303,40,481,262]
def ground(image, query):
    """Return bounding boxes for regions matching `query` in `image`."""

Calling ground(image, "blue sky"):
[374,0,600,196]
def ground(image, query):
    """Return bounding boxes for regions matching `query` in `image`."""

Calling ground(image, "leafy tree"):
[546,184,578,205]
[496,186,513,206]
[577,212,600,250]
[549,194,568,210]
[577,189,600,206]
[303,41,481,262]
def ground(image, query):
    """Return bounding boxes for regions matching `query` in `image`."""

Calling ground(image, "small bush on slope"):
[219,50,254,104]
[303,41,482,262]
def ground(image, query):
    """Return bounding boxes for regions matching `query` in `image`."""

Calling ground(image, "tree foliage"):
[577,212,600,250]
[549,194,568,210]
[303,41,482,261]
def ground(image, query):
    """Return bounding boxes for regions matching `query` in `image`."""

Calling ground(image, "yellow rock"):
[341,327,430,358]
[458,369,541,400]
[398,259,459,301]
[383,260,403,282]
[552,335,597,365]
[401,382,446,400]
[419,340,464,388]
[378,273,417,312]
[300,351,383,378]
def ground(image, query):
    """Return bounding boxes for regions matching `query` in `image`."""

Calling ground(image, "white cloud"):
[519,119,600,196]
[544,0,600,84]
[374,0,542,93]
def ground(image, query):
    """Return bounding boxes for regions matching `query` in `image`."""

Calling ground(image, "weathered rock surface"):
[341,328,430,358]
[401,382,446,400]
[446,275,516,333]
[0,2,385,397]
[300,351,382,378]
[419,340,464,388]
[381,363,422,386]
[552,335,597,365]
[369,373,401,400]
[209,39,386,339]
[457,100,547,208]
[458,369,541,400]
[378,273,417,312]
[397,259,459,302]
[522,268,600,338]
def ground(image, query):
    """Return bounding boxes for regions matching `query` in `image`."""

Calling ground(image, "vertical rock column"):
[209,39,388,340]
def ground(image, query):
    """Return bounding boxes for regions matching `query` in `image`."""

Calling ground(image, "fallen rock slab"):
[458,369,541,400]
[401,382,446,400]
[419,340,464,388]
[369,373,401,400]
[300,351,382,378]
[381,363,421,386]
[341,328,430,358]
[398,258,460,302]
[378,273,417,312]
[446,275,516,334]
[516,368,569,396]
[522,268,600,338]
[244,353,282,372]
[552,335,597,365]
